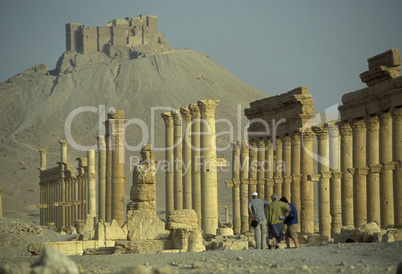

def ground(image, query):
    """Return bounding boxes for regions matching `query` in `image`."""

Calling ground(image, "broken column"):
[189,104,201,227]
[87,149,97,217]
[161,112,174,221]
[240,140,250,234]
[198,99,219,235]
[97,136,106,222]
[313,125,331,238]
[300,129,314,234]
[109,110,127,226]
[339,122,354,227]
[365,115,381,225]
[39,149,47,170]
[180,106,192,210]
[392,107,402,226]
[232,142,241,234]
[379,111,394,227]
[171,109,183,210]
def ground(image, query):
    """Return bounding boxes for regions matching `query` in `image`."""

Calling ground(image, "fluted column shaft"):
[256,138,265,198]
[392,107,402,226]
[313,125,330,238]
[232,142,241,234]
[97,136,106,222]
[0,186,3,219]
[300,129,314,234]
[180,106,192,210]
[198,99,219,235]
[161,112,174,221]
[352,119,367,227]
[248,139,257,197]
[282,135,291,200]
[189,104,201,227]
[291,132,301,233]
[264,138,274,201]
[328,123,341,236]
[171,110,183,210]
[365,116,381,225]
[39,149,47,170]
[88,149,96,217]
[105,135,112,222]
[340,123,354,227]
[274,138,283,196]
[240,140,249,234]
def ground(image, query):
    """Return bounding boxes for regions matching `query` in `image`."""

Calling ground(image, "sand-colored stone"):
[290,132,301,233]
[167,209,198,230]
[273,137,282,197]
[114,240,172,254]
[188,229,205,252]
[87,149,96,217]
[161,112,174,221]
[127,210,170,241]
[239,140,249,234]
[281,135,291,200]
[97,136,106,222]
[231,142,241,234]
[171,109,183,210]
[180,106,192,210]
[264,138,274,201]
[392,107,402,226]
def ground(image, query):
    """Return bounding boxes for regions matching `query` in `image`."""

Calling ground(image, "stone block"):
[167,209,198,230]
[216,227,233,236]
[205,238,248,251]
[104,220,127,240]
[188,229,205,252]
[133,164,156,184]
[382,232,394,243]
[127,201,156,212]
[130,183,156,202]
[368,49,401,70]
[114,240,172,254]
[127,210,170,240]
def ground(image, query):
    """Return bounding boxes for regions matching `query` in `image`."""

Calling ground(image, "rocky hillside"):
[0,48,268,221]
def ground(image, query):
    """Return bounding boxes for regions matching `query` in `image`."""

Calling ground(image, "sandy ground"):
[1,217,402,274]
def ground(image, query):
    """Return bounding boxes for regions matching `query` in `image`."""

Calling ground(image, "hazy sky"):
[1,1,402,113]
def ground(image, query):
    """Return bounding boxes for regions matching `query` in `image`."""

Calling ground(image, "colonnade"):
[161,100,224,235]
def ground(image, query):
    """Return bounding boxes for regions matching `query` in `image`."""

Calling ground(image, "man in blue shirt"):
[248,192,269,249]
[279,197,299,248]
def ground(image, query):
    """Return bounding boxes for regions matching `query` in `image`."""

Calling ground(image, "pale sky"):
[1,0,402,113]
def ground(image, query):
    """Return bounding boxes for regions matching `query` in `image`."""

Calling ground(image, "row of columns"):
[161,100,221,235]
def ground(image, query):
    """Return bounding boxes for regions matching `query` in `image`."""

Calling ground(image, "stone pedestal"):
[365,116,381,225]
[180,106,192,210]
[379,111,394,227]
[171,110,183,210]
[240,140,249,234]
[109,111,127,227]
[291,131,301,232]
[198,99,219,235]
[352,119,367,227]
[97,136,106,222]
[340,123,354,227]
[189,104,201,228]
[392,107,402,226]
[300,129,314,234]
[161,112,174,221]
[232,142,241,234]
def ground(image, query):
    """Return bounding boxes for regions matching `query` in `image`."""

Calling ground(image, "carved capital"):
[248,139,257,151]
[326,122,339,138]
[180,106,192,123]
[275,137,283,148]
[300,128,315,142]
[161,112,173,126]
[240,140,249,154]
[108,109,125,119]
[364,115,379,132]
[59,140,68,146]
[231,141,239,153]
[188,103,200,119]
[257,138,265,149]
[339,122,353,136]
[379,111,392,126]
[171,109,182,125]
[352,119,366,133]
[291,132,301,145]
[97,135,106,150]
[391,106,402,120]
[197,99,219,118]
[39,148,47,155]
[265,137,273,149]
[281,135,291,148]
[312,125,328,140]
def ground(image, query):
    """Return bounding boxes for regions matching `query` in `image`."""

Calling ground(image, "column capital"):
[171,109,182,125]
[248,138,257,150]
[291,131,301,145]
[97,135,106,150]
[275,137,283,147]
[231,141,239,153]
[59,140,68,146]
[300,128,315,141]
[364,115,379,132]
[197,99,219,118]
[180,106,192,123]
[379,110,392,123]
[339,122,353,136]
[326,122,339,137]
[240,140,249,152]
[107,110,125,119]
[312,125,328,139]
[351,119,366,133]
[161,112,173,126]
[256,138,265,148]
[391,106,402,119]
[188,103,200,119]
[281,135,291,147]
[39,148,47,154]
[264,137,273,148]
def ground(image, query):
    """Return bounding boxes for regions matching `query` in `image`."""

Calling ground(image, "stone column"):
[313,125,330,238]
[264,137,274,201]
[232,141,241,234]
[161,112,175,221]
[189,104,201,227]
[171,109,183,210]
[365,116,381,225]
[291,131,301,233]
[97,136,106,221]
[300,129,315,234]
[274,137,283,197]
[109,111,127,226]
[240,140,249,234]
[180,106,192,210]
[198,99,219,235]
[282,135,291,200]
[39,149,47,170]
[256,138,265,199]
[105,134,112,222]
[0,186,3,219]
[73,177,79,222]
[59,140,68,228]
[327,123,341,236]
[88,149,96,217]
[392,107,402,226]
[352,119,367,227]
[379,111,394,227]
[248,139,257,196]
[339,122,354,227]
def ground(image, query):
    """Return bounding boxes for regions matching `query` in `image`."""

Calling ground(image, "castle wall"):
[66,23,83,52]
[82,27,98,55]
[97,26,112,54]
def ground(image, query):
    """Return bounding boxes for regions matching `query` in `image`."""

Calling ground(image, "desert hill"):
[0,48,269,222]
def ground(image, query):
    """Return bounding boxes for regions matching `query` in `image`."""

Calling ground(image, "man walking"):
[248,192,269,249]
[265,193,290,249]
[279,197,300,248]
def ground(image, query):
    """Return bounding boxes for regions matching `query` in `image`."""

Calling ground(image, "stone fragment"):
[382,232,394,243]
[188,229,205,252]
[104,219,127,240]
[127,210,170,241]
[32,246,79,273]
[114,240,172,254]
[167,209,198,230]
[28,242,45,255]
[172,228,191,250]
[216,227,233,236]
